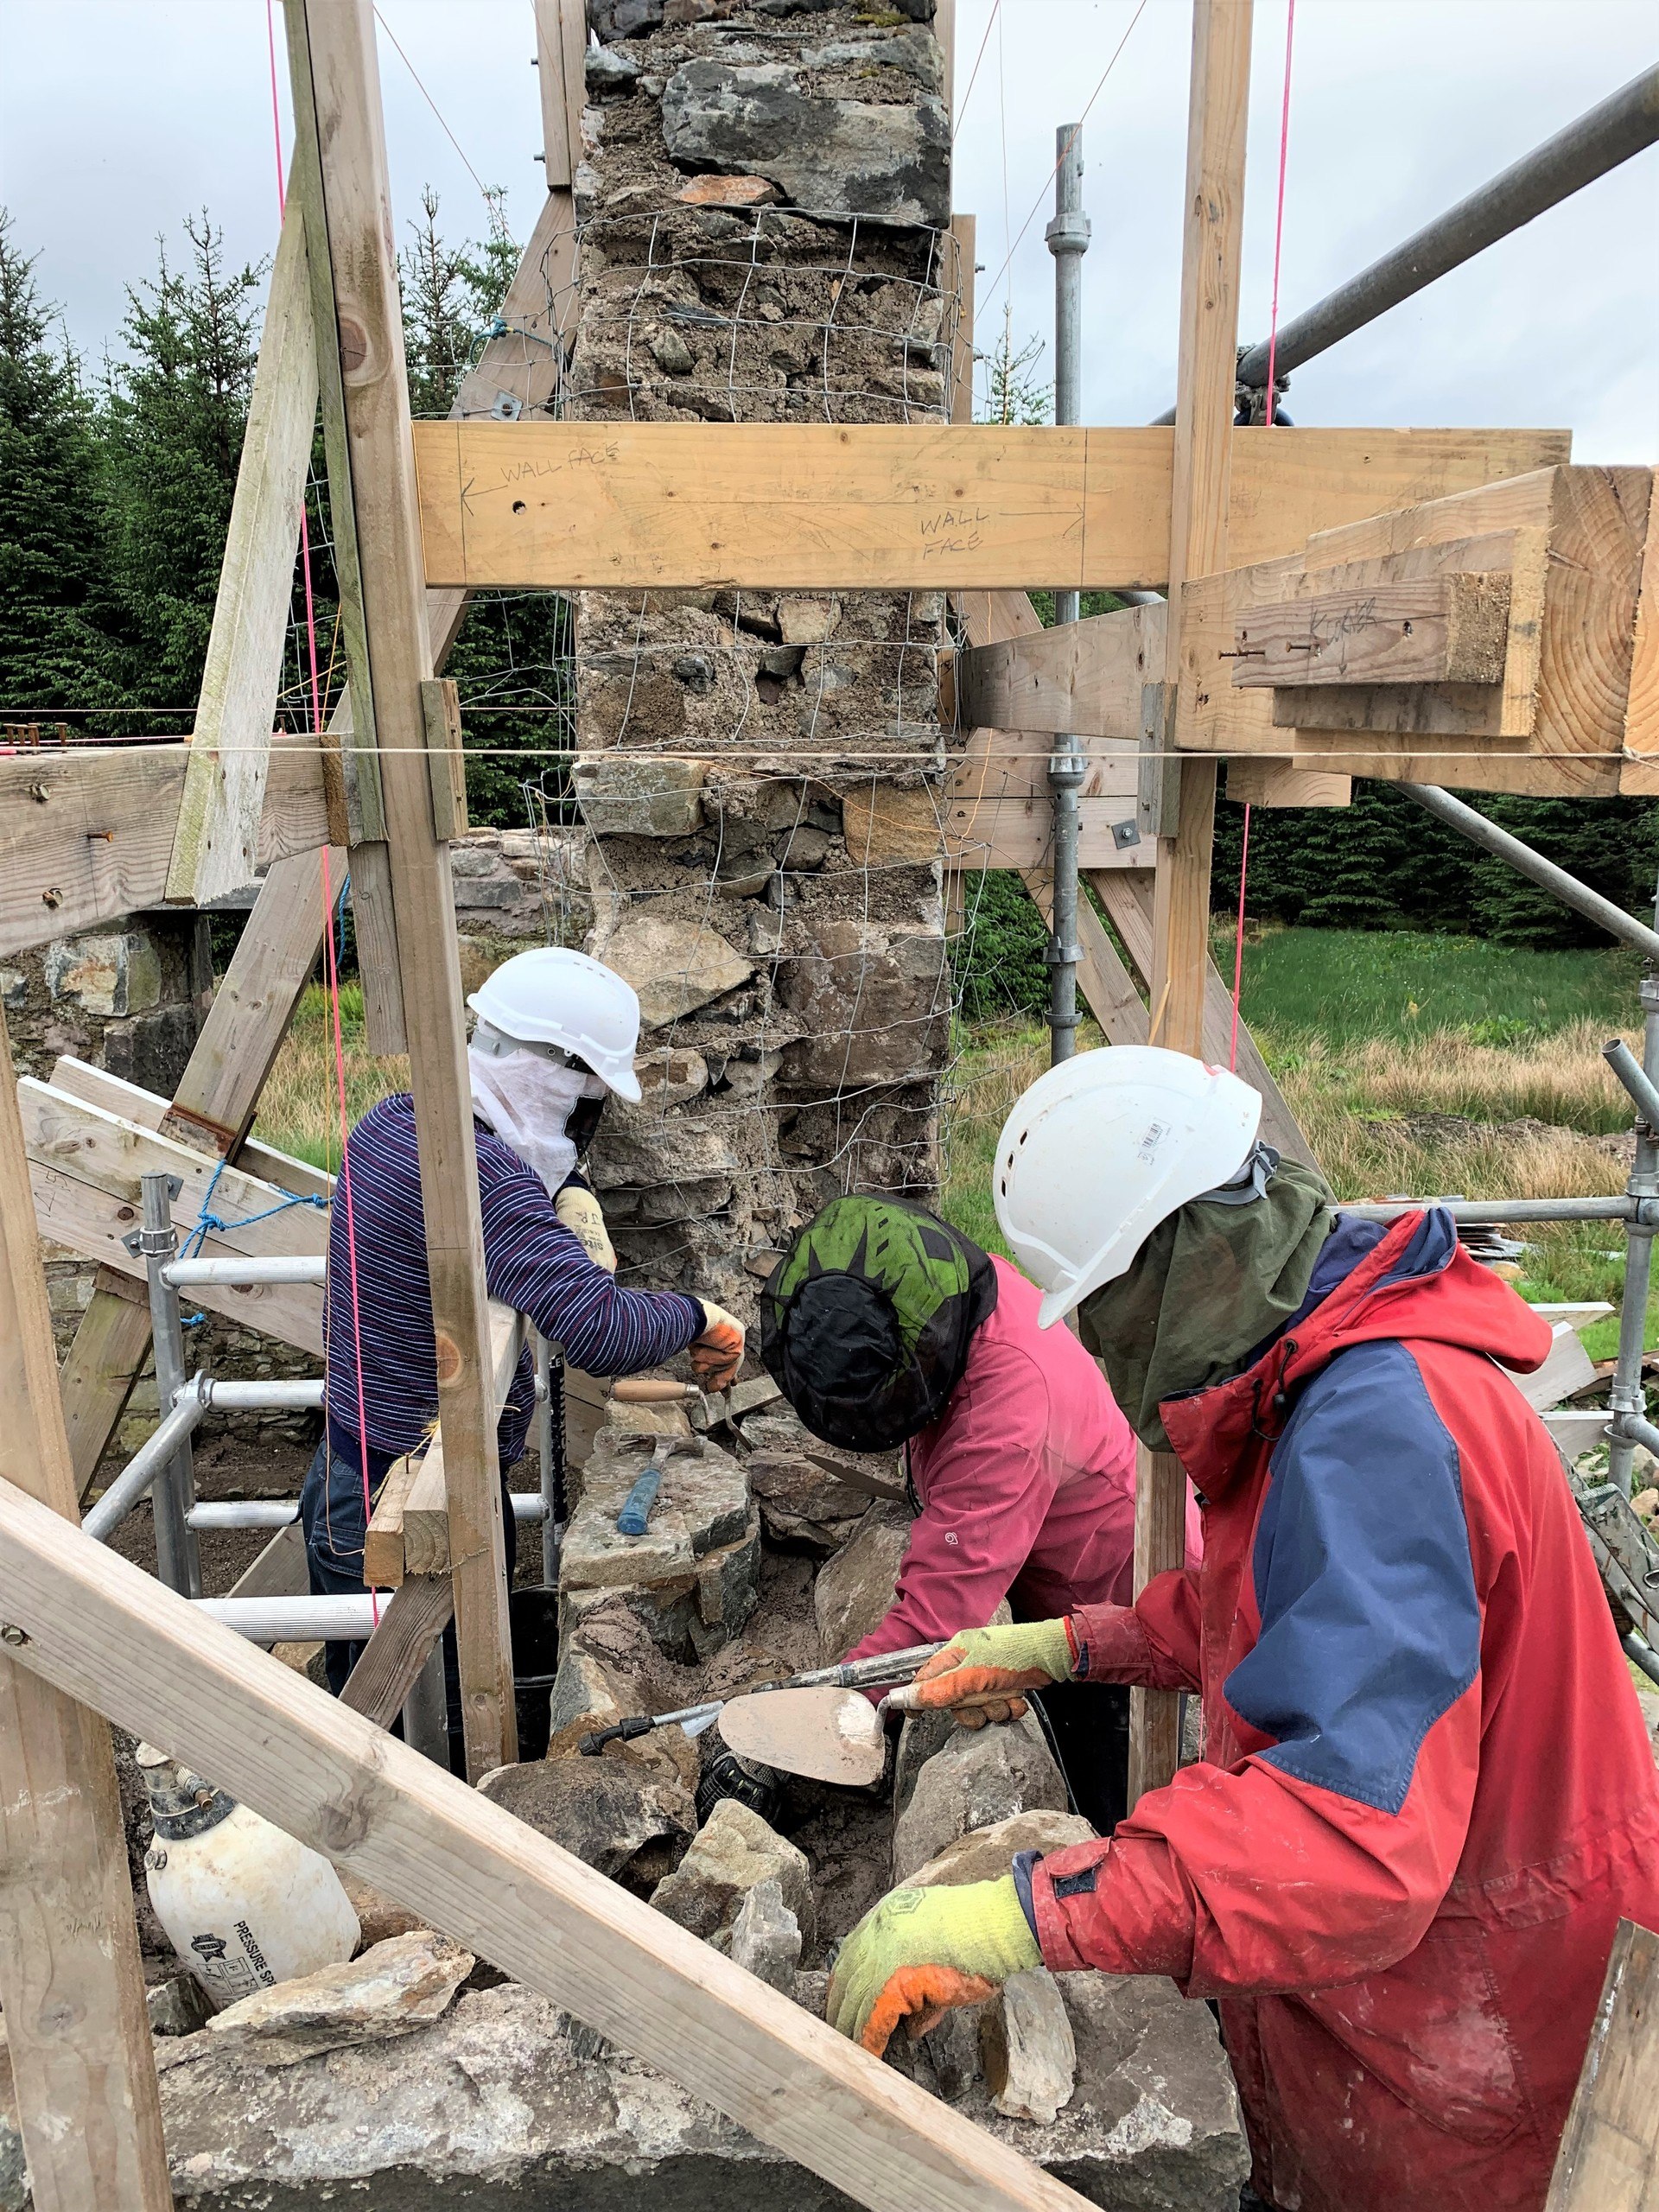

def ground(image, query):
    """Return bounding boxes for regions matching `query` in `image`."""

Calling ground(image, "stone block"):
[480,1758,694,1897]
[587,1103,741,1190]
[601,910,753,1026]
[43,929,162,1017]
[573,753,707,836]
[650,1798,816,1950]
[980,1968,1077,2126]
[677,173,782,207]
[777,918,947,1089]
[661,62,950,229]
[741,1410,891,1554]
[813,1500,911,1659]
[892,1713,1069,1885]
[905,1809,1097,1891]
[635,1046,709,1108]
[728,1875,802,1992]
[190,1932,474,2069]
[777,596,841,645]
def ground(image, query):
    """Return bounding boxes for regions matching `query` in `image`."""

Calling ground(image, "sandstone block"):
[777,595,842,645]
[650,1798,816,1950]
[892,1713,1069,1885]
[587,1105,741,1189]
[728,1875,802,1991]
[480,1758,693,1897]
[572,753,706,836]
[778,918,947,1088]
[43,929,162,1017]
[981,1968,1077,2126]
[661,62,949,229]
[601,910,753,1026]
[635,1045,709,1106]
[814,1500,912,1658]
[193,1933,474,2069]
[905,1809,1096,1891]
[677,173,781,207]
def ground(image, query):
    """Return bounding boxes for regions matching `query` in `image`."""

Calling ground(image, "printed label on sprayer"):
[190,1925,277,2004]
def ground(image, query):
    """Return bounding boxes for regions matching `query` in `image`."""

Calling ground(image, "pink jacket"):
[844,1258,1198,1666]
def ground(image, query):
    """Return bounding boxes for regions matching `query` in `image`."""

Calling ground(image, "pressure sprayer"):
[137,1743,360,2008]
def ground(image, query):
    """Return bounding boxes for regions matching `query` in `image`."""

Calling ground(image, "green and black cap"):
[760,1195,997,1452]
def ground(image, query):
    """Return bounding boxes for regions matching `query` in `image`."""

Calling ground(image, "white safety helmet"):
[467,946,643,1103]
[994,1046,1263,1330]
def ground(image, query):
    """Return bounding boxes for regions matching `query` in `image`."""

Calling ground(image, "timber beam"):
[411,422,1567,593]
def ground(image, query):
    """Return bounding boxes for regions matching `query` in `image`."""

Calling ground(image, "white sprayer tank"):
[137,1743,359,2009]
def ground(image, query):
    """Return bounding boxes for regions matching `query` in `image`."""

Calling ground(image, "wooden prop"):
[0,1476,1092,2212]
[287,0,516,1777]
[1546,1918,1659,2209]
[365,1302,524,1586]
[0,1008,173,2210]
[410,420,1567,594]
[338,1573,455,1732]
[165,191,320,906]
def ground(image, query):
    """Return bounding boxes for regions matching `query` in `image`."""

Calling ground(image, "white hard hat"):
[467,947,643,1103]
[994,1046,1263,1329]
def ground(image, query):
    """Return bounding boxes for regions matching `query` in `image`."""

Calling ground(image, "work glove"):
[884,1619,1077,1729]
[555,1181,616,1272]
[827,1875,1041,2056]
[690,1299,746,1394]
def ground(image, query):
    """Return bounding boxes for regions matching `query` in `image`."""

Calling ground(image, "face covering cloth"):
[467,1042,606,1198]
[1078,1151,1336,1452]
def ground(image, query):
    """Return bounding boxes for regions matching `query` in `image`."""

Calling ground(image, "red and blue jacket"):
[1019,1209,1659,2212]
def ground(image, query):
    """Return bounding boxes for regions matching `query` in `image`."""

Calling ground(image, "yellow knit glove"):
[554,1183,615,1272]
[884,1618,1076,1729]
[827,1875,1041,2054]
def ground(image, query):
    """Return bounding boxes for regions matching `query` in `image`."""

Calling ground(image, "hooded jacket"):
[1020,1209,1659,2212]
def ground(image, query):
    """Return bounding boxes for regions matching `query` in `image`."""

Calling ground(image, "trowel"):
[576,1638,947,1785]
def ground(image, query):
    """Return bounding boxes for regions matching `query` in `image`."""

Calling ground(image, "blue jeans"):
[299,1438,518,1704]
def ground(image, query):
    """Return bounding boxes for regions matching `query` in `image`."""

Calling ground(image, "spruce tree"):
[0,210,113,717]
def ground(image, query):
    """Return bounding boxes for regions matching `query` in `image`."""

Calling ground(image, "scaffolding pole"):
[1046,120,1090,1065]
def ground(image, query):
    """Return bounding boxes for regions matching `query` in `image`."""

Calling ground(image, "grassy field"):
[257,928,1648,1358]
[941,927,1643,1359]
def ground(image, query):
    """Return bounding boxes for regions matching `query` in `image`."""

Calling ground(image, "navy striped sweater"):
[323,1093,703,1468]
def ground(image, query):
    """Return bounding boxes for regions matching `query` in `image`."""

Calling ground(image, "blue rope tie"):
[181,1152,331,1262]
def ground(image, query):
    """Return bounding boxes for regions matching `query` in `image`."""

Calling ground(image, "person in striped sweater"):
[300,948,746,1697]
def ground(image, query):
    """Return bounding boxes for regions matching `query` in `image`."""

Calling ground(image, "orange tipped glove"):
[826,1876,1041,2055]
[884,1619,1077,1729]
[689,1299,746,1393]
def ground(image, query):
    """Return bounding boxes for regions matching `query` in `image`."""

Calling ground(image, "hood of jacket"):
[1160,1207,1554,1501]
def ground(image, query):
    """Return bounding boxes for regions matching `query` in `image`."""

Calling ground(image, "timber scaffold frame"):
[0,4,1656,2208]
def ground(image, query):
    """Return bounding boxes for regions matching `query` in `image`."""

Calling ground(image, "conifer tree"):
[0,210,113,716]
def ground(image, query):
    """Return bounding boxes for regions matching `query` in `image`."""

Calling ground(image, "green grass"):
[1224,926,1637,1047]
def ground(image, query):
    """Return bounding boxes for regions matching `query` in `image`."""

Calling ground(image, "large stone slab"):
[144,1975,1248,2209]
[893,1714,1070,1885]
[479,1757,695,1897]
[651,1797,817,1952]
[573,753,707,836]
[740,1409,890,1553]
[813,1500,912,1658]
[906,1810,1097,1891]
[777,919,948,1089]
[661,60,950,229]
[601,910,754,1027]
[182,1933,474,2069]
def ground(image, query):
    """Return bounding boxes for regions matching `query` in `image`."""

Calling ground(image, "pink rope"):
[1230,0,1297,1070]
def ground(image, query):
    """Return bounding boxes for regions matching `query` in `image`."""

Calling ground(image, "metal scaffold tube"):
[162,1255,327,1288]
[1046,119,1090,1066]
[81,1393,207,1546]
[1605,986,1659,1490]
[130,1172,201,1596]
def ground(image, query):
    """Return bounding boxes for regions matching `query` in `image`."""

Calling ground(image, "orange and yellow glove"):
[826,1876,1041,2055]
[689,1299,746,1394]
[884,1618,1077,1729]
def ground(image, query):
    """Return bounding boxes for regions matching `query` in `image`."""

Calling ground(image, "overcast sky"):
[2,1,1654,459]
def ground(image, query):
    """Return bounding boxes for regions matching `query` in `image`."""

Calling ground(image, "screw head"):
[0,1624,29,1647]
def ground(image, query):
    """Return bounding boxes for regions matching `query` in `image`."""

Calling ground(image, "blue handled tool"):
[616,1464,663,1536]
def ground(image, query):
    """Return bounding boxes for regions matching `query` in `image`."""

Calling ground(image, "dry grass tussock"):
[1276,1018,1639,1137]
[255,985,408,1173]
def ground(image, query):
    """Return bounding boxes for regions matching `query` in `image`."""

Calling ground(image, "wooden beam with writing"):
[1230,571,1512,688]
[411,420,1568,594]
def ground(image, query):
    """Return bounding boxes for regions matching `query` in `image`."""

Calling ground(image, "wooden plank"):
[947,213,975,426]
[363,1450,423,1588]
[338,1573,454,1731]
[290,0,515,1777]
[227,1520,309,1601]
[423,678,467,841]
[398,1304,524,1584]
[52,1058,333,1202]
[1023,870,1148,1046]
[0,742,331,962]
[1224,760,1351,807]
[0,1480,1095,2212]
[1618,477,1659,794]
[411,421,1570,594]
[59,1264,151,1501]
[0,1009,172,2210]
[957,601,1164,736]
[1230,571,1511,689]
[1137,0,1255,1810]
[166,194,320,904]
[22,1083,325,1355]
[1546,1919,1659,2210]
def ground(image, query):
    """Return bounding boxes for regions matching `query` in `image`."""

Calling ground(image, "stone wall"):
[2,911,212,1090]
[570,0,956,1320]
